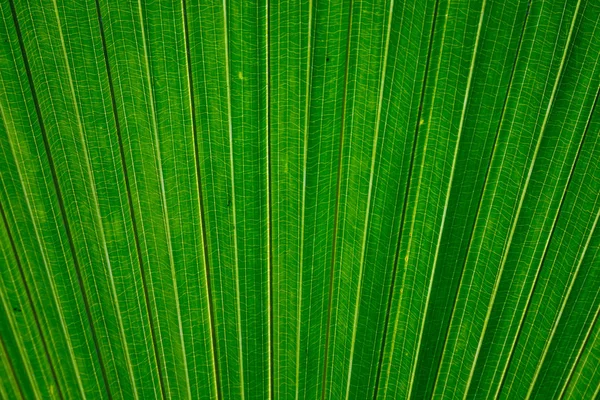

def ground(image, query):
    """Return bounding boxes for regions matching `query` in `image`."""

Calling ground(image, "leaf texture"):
[1,0,599,399]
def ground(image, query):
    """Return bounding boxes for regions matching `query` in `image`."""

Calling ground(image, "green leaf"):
[1,0,599,399]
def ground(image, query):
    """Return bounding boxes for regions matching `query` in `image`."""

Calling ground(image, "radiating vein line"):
[519,33,600,400]
[136,1,191,397]
[294,1,314,398]
[557,304,600,398]
[330,2,368,391]
[8,2,110,397]
[429,0,531,394]
[394,3,452,398]
[188,83,222,400]
[0,204,45,400]
[0,60,64,398]
[93,2,166,398]
[463,2,582,396]
[0,292,31,400]
[0,322,24,400]
[27,1,115,395]
[514,83,600,400]
[0,81,83,400]
[401,6,458,394]
[433,1,578,397]
[265,1,273,398]
[382,1,448,398]
[523,203,600,399]
[450,4,529,396]
[50,1,137,397]
[0,195,62,400]
[372,2,439,398]
[320,2,354,398]
[402,2,487,399]
[122,2,174,393]
[194,3,235,397]
[220,1,245,397]
[401,8,457,394]
[487,60,600,400]
[343,2,394,399]
[556,234,600,400]
[181,0,220,398]
[39,1,119,393]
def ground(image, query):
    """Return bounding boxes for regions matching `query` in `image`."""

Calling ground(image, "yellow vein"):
[343,1,394,399]
[180,0,220,398]
[320,1,355,398]
[487,38,600,400]
[524,204,600,399]
[122,2,173,396]
[330,2,374,397]
[93,4,160,396]
[580,322,600,400]
[0,91,51,400]
[0,268,41,398]
[403,1,486,399]
[95,1,167,397]
[51,1,138,397]
[594,376,600,399]
[436,0,574,396]
[136,1,191,397]
[326,0,364,395]
[556,305,600,399]
[565,317,600,399]
[220,1,246,398]
[29,4,114,395]
[385,3,450,398]
[301,1,339,398]
[428,1,530,396]
[265,1,273,398]
[0,103,76,399]
[373,2,439,398]
[469,2,581,397]
[2,5,88,396]
[0,324,24,400]
[0,184,63,400]
[195,4,232,397]
[294,1,313,398]
[555,222,600,400]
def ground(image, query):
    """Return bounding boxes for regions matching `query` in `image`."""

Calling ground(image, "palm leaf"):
[0,0,599,399]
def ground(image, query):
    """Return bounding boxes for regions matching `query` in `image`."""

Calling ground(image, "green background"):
[0,0,599,398]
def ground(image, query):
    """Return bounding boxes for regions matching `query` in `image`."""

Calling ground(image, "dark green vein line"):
[345,1,395,397]
[428,1,532,395]
[0,200,56,400]
[408,1,486,397]
[93,2,166,399]
[0,318,24,400]
[371,0,440,397]
[181,0,221,398]
[8,2,112,398]
[524,206,600,398]
[137,2,192,394]
[190,95,222,400]
[473,2,585,396]
[476,3,585,394]
[220,0,245,396]
[295,0,314,396]
[193,152,222,400]
[559,306,600,400]
[320,1,354,399]
[495,85,600,399]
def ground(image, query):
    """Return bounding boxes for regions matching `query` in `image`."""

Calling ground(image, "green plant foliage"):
[0,0,599,399]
